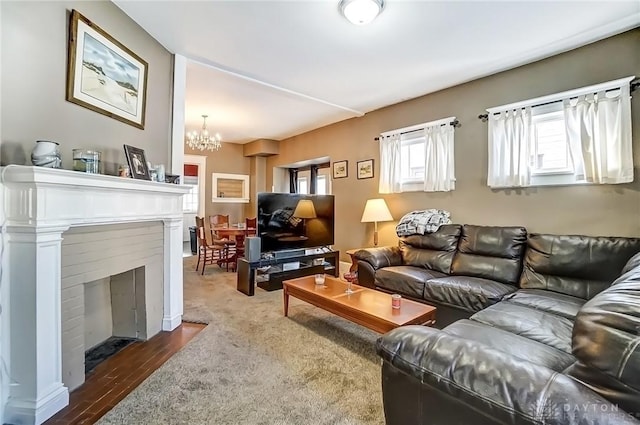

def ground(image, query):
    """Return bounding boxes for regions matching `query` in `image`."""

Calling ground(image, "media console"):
[236,250,339,296]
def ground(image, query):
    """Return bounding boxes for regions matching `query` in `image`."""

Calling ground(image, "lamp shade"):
[293,199,317,219]
[361,199,392,223]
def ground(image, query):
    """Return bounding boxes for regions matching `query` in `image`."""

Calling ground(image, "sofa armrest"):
[377,326,638,425]
[354,246,402,288]
[354,246,402,269]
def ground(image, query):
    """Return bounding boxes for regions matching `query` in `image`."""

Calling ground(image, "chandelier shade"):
[186,115,222,151]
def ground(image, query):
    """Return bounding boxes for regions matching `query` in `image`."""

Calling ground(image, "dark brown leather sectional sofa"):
[354,224,640,425]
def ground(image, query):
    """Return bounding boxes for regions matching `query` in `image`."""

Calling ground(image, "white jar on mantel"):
[31,140,62,168]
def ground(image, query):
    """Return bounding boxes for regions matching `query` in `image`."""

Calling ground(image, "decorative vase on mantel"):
[31,140,62,168]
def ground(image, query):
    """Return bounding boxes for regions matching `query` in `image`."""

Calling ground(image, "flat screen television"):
[257,192,335,253]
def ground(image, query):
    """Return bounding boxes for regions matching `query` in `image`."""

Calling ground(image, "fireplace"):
[61,222,165,390]
[0,166,190,424]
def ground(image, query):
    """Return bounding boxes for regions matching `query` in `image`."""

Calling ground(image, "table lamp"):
[293,199,317,235]
[361,198,393,246]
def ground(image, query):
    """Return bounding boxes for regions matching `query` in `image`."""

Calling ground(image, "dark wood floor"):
[45,322,206,425]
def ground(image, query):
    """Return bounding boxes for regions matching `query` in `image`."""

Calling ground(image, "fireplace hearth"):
[85,337,137,374]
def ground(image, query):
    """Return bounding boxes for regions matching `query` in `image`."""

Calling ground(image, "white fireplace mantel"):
[0,165,191,425]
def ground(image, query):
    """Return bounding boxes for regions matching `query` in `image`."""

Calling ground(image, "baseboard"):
[162,314,182,331]
[5,384,69,425]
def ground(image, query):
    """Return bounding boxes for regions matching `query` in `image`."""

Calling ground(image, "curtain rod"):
[374,118,459,141]
[478,77,638,122]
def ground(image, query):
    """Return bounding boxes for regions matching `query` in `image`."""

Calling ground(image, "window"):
[487,76,633,188]
[297,172,330,194]
[316,175,328,195]
[528,105,580,186]
[182,176,199,213]
[531,111,572,174]
[297,177,308,194]
[379,117,456,193]
[400,132,426,185]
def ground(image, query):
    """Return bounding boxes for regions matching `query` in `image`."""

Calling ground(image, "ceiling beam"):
[187,56,365,117]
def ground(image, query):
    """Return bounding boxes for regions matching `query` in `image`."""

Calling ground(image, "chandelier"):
[186,115,222,151]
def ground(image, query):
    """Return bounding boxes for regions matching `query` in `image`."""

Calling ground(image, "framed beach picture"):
[333,160,348,179]
[123,145,151,180]
[357,159,374,179]
[66,10,148,129]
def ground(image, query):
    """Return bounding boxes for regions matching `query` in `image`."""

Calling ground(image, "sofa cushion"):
[423,276,516,313]
[450,225,527,285]
[572,264,640,414]
[520,233,640,299]
[375,266,446,299]
[501,289,586,320]
[400,224,462,274]
[471,301,574,353]
[443,320,575,371]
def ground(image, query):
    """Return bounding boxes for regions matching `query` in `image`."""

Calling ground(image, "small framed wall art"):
[333,160,348,179]
[357,159,374,179]
[123,144,151,180]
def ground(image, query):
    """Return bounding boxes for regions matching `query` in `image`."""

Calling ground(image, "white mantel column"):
[162,218,183,331]
[5,226,70,425]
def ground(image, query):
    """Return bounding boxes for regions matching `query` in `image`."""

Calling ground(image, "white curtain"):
[487,108,532,188]
[564,86,633,184]
[378,133,401,193]
[423,124,455,192]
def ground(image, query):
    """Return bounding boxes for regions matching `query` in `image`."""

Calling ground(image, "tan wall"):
[248,156,267,219]
[268,29,640,261]
[1,1,173,174]
[185,142,251,222]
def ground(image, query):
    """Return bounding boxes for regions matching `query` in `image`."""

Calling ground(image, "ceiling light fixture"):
[339,0,384,25]
[185,114,222,151]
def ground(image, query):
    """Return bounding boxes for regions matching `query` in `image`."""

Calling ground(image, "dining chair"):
[195,216,225,272]
[209,214,236,271]
[229,233,246,272]
[245,217,257,236]
[210,214,230,227]
[194,216,206,271]
[195,225,226,275]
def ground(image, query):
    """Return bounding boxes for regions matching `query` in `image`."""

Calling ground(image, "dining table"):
[212,225,257,238]
[211,225,257,271]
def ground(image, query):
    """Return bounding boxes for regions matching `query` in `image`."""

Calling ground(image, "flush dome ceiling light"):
[339,0,384,25]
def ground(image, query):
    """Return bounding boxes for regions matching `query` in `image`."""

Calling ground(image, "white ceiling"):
[114,1,640,144]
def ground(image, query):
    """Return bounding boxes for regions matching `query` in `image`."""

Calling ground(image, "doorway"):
[183,154,207,243]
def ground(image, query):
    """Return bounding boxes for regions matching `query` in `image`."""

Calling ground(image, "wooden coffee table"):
[283,275,436,333]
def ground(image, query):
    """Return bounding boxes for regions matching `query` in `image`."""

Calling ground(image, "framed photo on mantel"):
[66,10,148,129]
[123,144,151,180]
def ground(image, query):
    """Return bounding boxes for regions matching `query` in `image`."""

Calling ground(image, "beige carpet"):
[97,257,384,424]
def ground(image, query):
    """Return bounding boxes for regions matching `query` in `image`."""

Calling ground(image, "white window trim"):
[183,154,206,217]
[530,109,573,177]
[297,176,309,194]
[399,134,425,188]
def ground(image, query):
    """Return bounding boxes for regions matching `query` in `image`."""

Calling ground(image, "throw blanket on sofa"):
[395,209,452,236]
